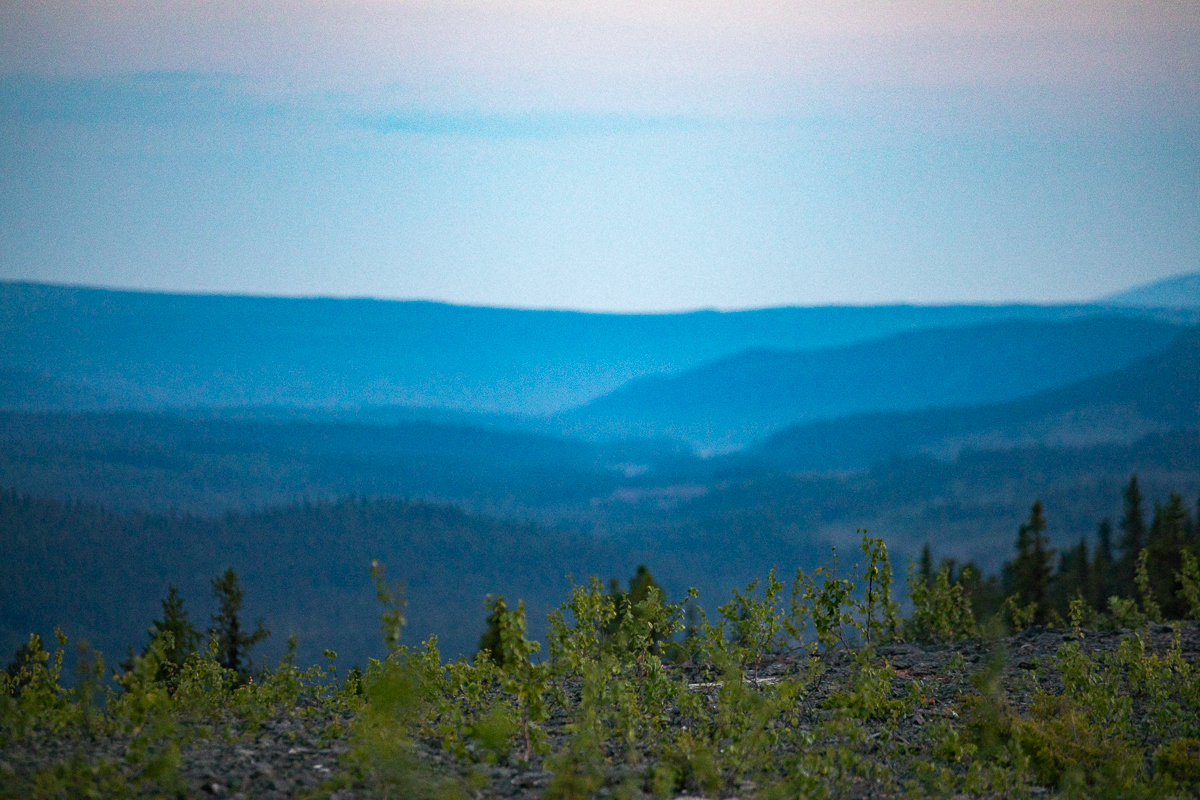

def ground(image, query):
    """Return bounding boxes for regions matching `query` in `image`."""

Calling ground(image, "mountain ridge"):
[753,326,1200,471]
[558,316,1184,450]
[1101,271,1200,308]
[6,280,1199,418]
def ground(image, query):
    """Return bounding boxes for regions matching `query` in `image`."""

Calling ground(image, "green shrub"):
[907,563,977,644]
[1012,693,1143,794]
[1155,737,1200,785]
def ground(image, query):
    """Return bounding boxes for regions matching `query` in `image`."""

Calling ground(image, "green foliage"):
[856,534,900,645]
[477,595,512,668]
[350,657,436,798]
[0,630,71,742]
[1135,548,1164,624]
[372,559,408,654]
[1155,738,1200,786]
[543,723,606,800]
[1013,693,1144,794]
[1001,594,1037,632]
[145,585,200,691]
[907,562,977,644]
[717,570,791,674]
[1148,493,1192,619]
[823,650,908,723]
[1106,595,1147,629]
[1179,550,1200,621]
[795,549,858,651]
[488,597,549,761]
[6,488,1200,799]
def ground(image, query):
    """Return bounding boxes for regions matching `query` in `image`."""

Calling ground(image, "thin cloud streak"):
[2,1,1196,116]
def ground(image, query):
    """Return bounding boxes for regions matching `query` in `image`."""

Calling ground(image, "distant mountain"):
[558,317,1184,450]
[753,326,1200,471]
[4,281,1196,418]
[1101,272,1200,308]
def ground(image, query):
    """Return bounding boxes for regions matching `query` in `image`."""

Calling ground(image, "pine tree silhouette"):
[478,595,509,667]
[1008,501,1054,624]
[148,584,200,687]
[1092,518,1116,609]
[1118,475,1147,596]
[210,567,270,676]
[1148,493,1190,618]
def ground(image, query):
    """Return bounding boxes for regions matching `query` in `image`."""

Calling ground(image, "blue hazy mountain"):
[4,280,1192,417]
[1101,271,1200,308]
[558,317,1184,450]
[752,326,1200,471]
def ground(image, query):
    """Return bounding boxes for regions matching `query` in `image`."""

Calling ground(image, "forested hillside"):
[560,316,1183,448]
[5,428,1200,675]
[0,488,829,669]
[0,410,633,514]
[757,326,1200,470]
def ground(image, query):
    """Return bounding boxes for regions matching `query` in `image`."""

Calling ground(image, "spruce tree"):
[148,585,200,686]
[478,595,509,667]
[1092,518,1115,609]
[1148,493,1189,618]
[1118,475,1147,596]
[1009,500,1054,625]
[626,564,659,609]
[209,567,270,675]
[604,564,662,641]
[1050,538,1090,618]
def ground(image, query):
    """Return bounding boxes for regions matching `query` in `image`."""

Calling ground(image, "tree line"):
[920,474,1200,629]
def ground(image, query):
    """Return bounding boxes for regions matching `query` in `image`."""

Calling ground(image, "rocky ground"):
[2,623,1197,799]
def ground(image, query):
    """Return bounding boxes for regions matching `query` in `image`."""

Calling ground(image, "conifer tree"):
[626,564,659,609]
[209,567,270,675]
[1007,500,1054,625]
[478,595,509,667]
[1092,518,1116,609]
[918,543,933,588]
[1050,538,1090,618]
[1118,475,1147,596]
[1148,493,1189,618]
[604,564,663,640]
[149,584,199,685]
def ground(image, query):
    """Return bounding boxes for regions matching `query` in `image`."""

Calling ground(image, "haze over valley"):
[4,274,1199,665]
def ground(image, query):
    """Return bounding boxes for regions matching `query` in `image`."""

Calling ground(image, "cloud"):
[2,1,1196,117]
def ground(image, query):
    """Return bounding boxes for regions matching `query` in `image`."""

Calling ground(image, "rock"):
[511,770,550,788]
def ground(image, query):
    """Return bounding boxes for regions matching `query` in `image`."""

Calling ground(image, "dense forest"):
[4,420,1200,668]
[4,488,1200,798]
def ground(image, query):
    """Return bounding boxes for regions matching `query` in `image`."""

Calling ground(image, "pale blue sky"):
[1,2,1197,311]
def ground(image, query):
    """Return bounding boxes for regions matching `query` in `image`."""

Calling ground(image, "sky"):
[1,1,1198,311]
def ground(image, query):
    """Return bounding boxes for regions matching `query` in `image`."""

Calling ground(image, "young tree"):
[918,543,933,588]
[1006,500,1055,625]
[1050,538,1090,618]
[604,564,663,640]
[478,594,510,667]
[148,584,200,686]
[371,560,406,653]
[210,567,270,675]
[1118,475,1147,596]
